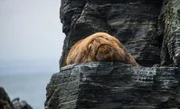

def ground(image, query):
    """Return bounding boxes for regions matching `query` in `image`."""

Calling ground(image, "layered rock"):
[45,62,180,109]
[59,0,180,67]
[60,0,165,67]
[45,0,180,109]
[160,0,180,67]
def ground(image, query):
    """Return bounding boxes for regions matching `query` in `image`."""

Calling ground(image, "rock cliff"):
[45,62,180,109]
[160,0,180,66]
[59,0,180,67]
[45,0,180,109]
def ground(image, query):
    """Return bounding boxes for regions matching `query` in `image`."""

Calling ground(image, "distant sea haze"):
[0,59,60,75]
[0,60,59,109]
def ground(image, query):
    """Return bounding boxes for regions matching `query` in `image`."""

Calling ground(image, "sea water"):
[0,60,59,109]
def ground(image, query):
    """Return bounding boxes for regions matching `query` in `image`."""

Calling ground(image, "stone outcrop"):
[12,98,32,109]
[60,0,163,67]
[45,62,180,109]
[0,87,14,109]
[45,0,180,109]
[59,0,180,67]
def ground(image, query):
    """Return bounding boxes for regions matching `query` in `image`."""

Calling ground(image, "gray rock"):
[51,0,180,109]
[45,62,180,109]
[59,0,164,67]
[12,98,32,109]
[160,0,180,67]
[59,0,180,67]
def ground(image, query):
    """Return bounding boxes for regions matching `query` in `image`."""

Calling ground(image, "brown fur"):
[64,32,140,67]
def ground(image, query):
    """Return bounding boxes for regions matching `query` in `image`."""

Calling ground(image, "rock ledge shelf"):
[45,62,180,109]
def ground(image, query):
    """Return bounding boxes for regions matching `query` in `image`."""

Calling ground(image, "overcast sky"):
[0,1,65,107]
[0,0,65,62]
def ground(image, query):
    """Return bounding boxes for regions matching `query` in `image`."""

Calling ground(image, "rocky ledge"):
[45,62,180,109]
[49,0,180,109]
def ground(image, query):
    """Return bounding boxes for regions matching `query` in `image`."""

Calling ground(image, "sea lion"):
[64,32,140,67]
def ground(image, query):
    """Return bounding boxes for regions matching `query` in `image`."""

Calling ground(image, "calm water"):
[0,60,59,109]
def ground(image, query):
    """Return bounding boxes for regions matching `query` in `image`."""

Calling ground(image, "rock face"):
[60,0,163,67]
[0,87,14,109]
[59,0,180,67]
[45,62,180,109]
[160,0,180,67]
[45,0,180,109]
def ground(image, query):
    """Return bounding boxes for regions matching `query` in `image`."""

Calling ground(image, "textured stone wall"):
[45,0,180,109]
[60,0,165,67]
[160,0,180,67]
[59,0,180,67]
[45,62,180,109]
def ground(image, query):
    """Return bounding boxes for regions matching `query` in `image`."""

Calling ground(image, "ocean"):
[0,60,60,109]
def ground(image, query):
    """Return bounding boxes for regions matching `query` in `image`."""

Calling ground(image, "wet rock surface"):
[45,62,180,109]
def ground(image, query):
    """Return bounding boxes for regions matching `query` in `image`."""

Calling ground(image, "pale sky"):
[0,0,65,61]
[0,1,65,108]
